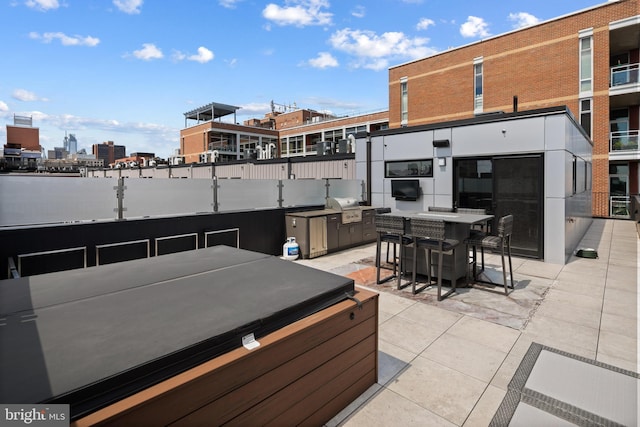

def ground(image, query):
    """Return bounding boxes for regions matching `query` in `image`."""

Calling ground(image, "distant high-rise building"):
[63,132,78,154]
[63,132,78,155]
[48,147,69,160]
[92,141,126,166]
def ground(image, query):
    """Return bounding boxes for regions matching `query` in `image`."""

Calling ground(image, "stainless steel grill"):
[326,197,363,224]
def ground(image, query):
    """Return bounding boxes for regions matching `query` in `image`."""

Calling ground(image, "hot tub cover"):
[0,246,354,419]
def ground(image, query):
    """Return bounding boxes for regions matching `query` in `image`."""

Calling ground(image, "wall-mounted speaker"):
[432,139,450,148]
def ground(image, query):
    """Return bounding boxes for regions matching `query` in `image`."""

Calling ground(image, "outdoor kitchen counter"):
[285,208,376,259]
[285,208,341,217]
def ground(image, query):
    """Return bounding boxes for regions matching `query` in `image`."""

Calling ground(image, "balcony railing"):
[592,192,632,218]
[610,63,639,87]
[610,130,639,152]
[610,195,631,218]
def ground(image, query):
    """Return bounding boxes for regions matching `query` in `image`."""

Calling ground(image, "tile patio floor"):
[295,218,639,426]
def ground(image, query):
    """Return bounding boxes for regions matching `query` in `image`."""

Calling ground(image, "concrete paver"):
[311,218,638,426]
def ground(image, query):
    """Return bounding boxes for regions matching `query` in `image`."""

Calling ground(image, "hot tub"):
[0,246,358,420]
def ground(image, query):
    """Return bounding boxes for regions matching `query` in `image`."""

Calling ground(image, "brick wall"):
[388,0,638,216]
[6,125,40,151]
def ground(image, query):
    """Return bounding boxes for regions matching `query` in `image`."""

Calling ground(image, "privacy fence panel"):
[124,178,214,218]
[0,176,117,226]
[0,176,365,226]
[216,179,280,211]
[281,180,327,207]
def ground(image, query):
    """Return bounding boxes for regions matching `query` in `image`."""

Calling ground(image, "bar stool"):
[464,214,514,295]
[375,207,395,264]
[407,218,460,300]
[456,207,489,272]
[374,214,410,285]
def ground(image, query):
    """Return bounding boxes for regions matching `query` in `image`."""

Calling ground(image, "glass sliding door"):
[493,155,544,259]
[455,158,493,212]
[609,163,630,217]
[455,154,544,259]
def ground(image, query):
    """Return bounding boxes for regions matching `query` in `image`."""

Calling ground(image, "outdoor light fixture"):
[432,139,450,148]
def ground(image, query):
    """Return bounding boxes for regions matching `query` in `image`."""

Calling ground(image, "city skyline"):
[1,0,606,159]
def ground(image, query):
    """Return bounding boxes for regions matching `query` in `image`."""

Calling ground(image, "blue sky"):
[1,0,606,159]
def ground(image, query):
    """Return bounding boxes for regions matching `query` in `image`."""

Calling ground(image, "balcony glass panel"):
[610,131,639,151]
[610,63,639,87]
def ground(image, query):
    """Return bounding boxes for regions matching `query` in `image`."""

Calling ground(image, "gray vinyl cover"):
[0,246,354,419]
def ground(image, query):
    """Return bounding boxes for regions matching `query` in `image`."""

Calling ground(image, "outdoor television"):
[391,179,420,201]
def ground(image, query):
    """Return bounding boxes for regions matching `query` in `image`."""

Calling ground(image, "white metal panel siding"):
[214,164,246,179]
[140,168,156,178]
[293,159,355,179]
[191,166,213,179]
[452,117,546,157]
[153,168,170,178]
[171,166,191,178]
[381,132,433,161]
[253,163,286,180]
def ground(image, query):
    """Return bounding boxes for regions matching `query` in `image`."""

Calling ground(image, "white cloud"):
[329,28,437,70]
[25,0,59,11]
[132,43,163,60]
[12,89,48,102]
[351,5,365,19]
[460,16,490,38]
[238,102,271,116]
[113,0,143,14]
[308,52,338,69]
[416,18,435,31]
[0,101,9,112]
[262,0,332,27]
[172,50,186,61]
[22,110,179,156]
[219,0,242,8]
[508,12,540,29]
[303,96,361,111]
[29,31,100,47]
[188,46,214,63]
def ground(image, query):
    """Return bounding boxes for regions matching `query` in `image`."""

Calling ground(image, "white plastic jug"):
[282,237,300,260]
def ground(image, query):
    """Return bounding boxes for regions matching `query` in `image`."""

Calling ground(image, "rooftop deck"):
[294,218,638,426]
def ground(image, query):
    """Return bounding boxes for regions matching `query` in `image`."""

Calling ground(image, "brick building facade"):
[92,141,126,167]
[388,0,639,217]
[178,2,637,217]
[180,102,387,163]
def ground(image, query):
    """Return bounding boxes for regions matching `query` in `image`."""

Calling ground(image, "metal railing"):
[610,195,631,218]
[610,63,639,87]
[0,176,365,227]
[592,192,633,218]
[610,130,639,152]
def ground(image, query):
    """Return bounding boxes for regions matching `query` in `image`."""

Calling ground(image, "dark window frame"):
[384,159,433,178]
